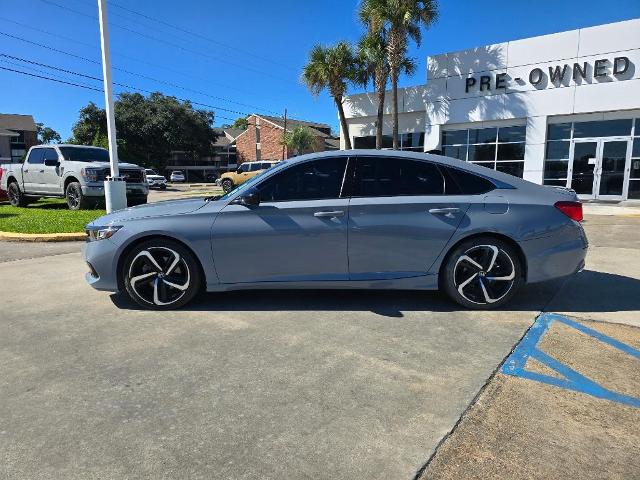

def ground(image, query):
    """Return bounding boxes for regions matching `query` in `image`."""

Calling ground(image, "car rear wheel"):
[123,239,202,310]
[441,236,523,310]
[221,178,234,193]
[7,182,28,207]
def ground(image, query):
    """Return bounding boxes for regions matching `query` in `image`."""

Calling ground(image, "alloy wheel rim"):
[128,247,191,306]
[453,245,516,305]
[8,185,19,203]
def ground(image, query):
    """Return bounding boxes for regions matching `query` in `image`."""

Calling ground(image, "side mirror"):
[236,168,243,174]
[233,187,260,207]
[44,158,59,167]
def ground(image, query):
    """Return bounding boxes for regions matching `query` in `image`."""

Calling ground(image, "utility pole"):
[97,0,126,212]
[281,108,287,160]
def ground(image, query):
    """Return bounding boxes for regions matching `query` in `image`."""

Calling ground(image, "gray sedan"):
[83,150,588,310]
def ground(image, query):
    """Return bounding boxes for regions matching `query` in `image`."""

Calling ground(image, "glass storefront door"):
[569,139,631,200]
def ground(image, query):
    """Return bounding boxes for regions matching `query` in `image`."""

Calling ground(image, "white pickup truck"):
[0,144,148,209]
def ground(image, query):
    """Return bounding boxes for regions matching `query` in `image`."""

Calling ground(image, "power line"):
[0,54,249,116]
[106,0,295,70]
[0,30,279,114]
[38,0,293,83]
[0,15,261,98]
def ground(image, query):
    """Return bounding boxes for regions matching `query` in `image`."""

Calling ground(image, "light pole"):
[97,0,126,212]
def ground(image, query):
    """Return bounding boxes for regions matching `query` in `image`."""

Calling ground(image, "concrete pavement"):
[0,214,638,479]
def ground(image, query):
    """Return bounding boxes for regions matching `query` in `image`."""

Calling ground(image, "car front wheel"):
[66,181,90,210]
[123,239,202,310]
[441,236,523,310]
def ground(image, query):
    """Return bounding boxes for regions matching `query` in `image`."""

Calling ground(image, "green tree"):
[302,41,359,150]
[282,126,317,156]
[222,117,249,130]
[359,0,438,149]
[36,123,62,144]
[69,93,217,168]
[357,31,416,149]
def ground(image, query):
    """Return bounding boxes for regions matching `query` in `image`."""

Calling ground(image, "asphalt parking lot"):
[0,207,638,479]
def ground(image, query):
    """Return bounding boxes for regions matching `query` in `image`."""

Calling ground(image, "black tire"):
[7,182,28,207]
[159,184,167,190]
[221,178,234,193]
[122,238,202,310]
[441,236,524,310]
[65,181,90,210]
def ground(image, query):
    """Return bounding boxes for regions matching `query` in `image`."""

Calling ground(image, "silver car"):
[83,150,588,310]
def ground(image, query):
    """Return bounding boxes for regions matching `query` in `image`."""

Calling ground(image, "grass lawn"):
[0,198,106,234]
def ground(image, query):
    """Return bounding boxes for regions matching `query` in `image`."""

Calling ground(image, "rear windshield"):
[59,147,110,162]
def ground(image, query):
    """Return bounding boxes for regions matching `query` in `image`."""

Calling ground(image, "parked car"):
[205,173,218,183]
[0,167,8,202]
[145,169,167,190]
[170,171,185,183]
[0,145,148,210]
[84,150,588,310]
[218,161,280,193]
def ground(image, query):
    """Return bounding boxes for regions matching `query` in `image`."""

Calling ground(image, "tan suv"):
[219,161,280,193]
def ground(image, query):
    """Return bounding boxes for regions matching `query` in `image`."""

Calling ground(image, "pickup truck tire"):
[65,181,90,210]
[123,238,202,310]
[7,182,28,207]
[159,184,167,190]
[221,178,234,193]
[128,197,148,207]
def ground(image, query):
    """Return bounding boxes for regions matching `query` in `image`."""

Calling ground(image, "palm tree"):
[302,42,359,150]
[357,30,417,149]
[359,0,438,149]
[282,126,317,156]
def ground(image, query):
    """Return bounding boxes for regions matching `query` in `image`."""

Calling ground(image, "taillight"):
[554,201,583,222]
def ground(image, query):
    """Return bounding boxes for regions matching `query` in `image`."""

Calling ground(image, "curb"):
[0,231,86,242]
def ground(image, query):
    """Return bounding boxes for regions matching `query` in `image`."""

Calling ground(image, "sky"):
[1,0,639,140]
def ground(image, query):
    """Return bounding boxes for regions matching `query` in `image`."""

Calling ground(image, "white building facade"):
[343,18,640,201]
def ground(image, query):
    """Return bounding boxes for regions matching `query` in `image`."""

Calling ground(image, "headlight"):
[86,225,122,241]
[81,168,103,182]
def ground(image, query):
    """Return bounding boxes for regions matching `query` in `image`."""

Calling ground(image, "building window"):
[441,125,526,178]
[630,120,640,199]
[543,118,636,189]
[353,133,424,151]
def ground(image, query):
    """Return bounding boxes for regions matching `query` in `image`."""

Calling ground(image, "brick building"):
[0,113,38,163]
[235,114,339,164]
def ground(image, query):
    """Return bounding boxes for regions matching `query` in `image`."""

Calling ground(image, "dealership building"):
[343,18,640,201]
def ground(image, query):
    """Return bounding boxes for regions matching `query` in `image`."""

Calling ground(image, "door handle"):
[429,207,460,215]
[39,169,44,173]
[23,169,28,173]
[314,210,345,218]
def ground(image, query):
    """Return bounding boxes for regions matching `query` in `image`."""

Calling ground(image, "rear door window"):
[353,156,444,197]
[27,149,44,164]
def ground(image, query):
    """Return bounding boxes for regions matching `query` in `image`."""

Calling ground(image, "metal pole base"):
[104,177,127,213]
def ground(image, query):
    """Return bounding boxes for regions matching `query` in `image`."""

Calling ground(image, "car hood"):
[88,198,210,226]
[146,175,165,179]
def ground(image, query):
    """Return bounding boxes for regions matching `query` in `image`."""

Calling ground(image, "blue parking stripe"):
[501,313,640,408]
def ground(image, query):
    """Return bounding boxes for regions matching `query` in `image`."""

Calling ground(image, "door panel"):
[212,199,349,283]
[347,156,469,280]
[571,142,598,196]
[348,196,469,279]
[597,140,627,197]
[22,149,44,192]
[41,148,62,194]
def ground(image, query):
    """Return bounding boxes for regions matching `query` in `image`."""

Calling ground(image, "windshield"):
[59,147,110,162]
[146,169,157,175]
[217,161,288,201]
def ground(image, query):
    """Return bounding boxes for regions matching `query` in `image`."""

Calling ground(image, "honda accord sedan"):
[83,150,587,310]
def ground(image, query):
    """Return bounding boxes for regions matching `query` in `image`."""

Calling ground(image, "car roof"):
[284,149,537,190]
[32,144,106,149]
